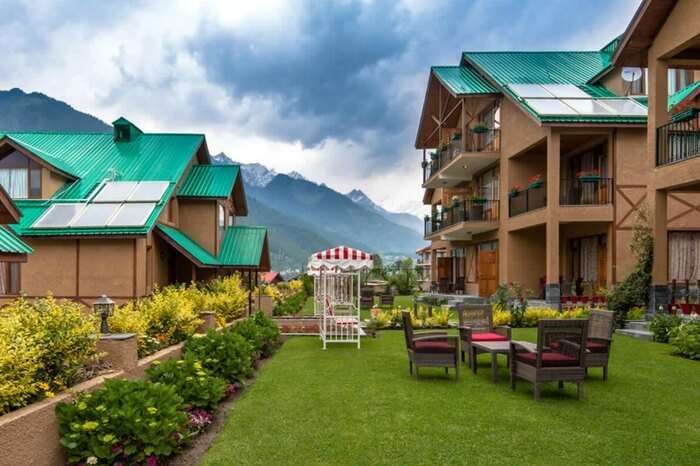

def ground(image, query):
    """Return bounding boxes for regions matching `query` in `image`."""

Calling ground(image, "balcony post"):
[649,188,669,314]
[545,129,561,307]
[647,58,669,170]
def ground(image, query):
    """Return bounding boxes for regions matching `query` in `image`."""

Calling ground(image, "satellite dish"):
[621,67,643,82]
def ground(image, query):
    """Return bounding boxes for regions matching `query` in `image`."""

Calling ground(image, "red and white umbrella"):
[307,246,373,274]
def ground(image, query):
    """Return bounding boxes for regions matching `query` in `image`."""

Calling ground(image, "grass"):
[200,330,700,465]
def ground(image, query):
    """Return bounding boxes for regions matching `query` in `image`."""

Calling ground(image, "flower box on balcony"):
[469,195,487,205]
[527,174,543,189]
[508,189,521,198]
[430,151,439,161]
[451,132,462,141]
[578,175,601,183]
[472,124,489,134]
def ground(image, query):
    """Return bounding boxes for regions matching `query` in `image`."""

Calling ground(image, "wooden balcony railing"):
[424,199,500,237]
[422,129,501,183]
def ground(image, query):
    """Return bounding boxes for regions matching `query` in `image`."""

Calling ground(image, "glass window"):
[29,161,41,198]
[0,262,20,295]
[0,150,42,199]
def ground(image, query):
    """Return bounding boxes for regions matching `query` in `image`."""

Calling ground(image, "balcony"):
[509,182,546,217]
[422,129,501,188]
[656,111,700,166]
[560,177,613,205]
[424,199,500,238]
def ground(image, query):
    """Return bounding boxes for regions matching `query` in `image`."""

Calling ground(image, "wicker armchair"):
[380,294,394,306]
[510,319,588,400]
[584,310,614,380]
[401,311,459,380]
[457,304,511,368]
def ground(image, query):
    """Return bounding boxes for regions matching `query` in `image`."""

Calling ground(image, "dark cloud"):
[189,0,411,146]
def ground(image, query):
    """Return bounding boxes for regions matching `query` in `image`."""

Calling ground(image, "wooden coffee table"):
[471,340,511,383]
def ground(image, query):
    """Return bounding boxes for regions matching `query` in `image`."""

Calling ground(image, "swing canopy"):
[307,246,373,274]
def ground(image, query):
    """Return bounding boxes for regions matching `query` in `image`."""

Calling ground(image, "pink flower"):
[146,456,159,466]
[111,443,123,454]
[226,384,238,396]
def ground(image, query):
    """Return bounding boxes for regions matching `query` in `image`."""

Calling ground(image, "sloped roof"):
[1,130,206,236]
[0,226,32,254]
[178,165,240,198]
[156,224,268,269]
[431,66,498,96]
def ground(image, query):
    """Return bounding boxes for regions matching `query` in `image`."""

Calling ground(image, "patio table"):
[470,340,511,383]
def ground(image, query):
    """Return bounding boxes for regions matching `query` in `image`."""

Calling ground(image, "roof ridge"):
[0,130,205,137]
[463,50,604,55]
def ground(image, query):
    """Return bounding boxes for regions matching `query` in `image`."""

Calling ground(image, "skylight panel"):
[599,99,647,116]
[561,99,615,116]
[509,84,553,98]
[33,204,85,228]
[71,203,121,227]
[541,84,590,98]
[93,181,138,202]
[128,181,169,202]
[109,203,156,227]
[524,98,578,115]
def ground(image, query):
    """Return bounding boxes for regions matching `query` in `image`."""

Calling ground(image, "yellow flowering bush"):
[493,306,590,327]
[0,296,98,415]
[204,275,248,324]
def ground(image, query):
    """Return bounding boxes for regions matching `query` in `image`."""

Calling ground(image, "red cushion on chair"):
[414,340,454,353]
[516,351,578,367]
[586,340,608,353]
[471,332,507,342]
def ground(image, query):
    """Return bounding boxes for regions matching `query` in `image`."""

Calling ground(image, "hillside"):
[0,88,110,131]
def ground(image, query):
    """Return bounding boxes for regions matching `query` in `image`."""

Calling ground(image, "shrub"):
[627,306,646,320]
[273,289,307,316]
[490,283,528,327]
[521,308,560,327]
[650,312,683,343]
[251,311,281,357]
[426,309,450,328]
[184,329,253,383]
[493,309,511,326]
[146,356,226,410]
[669,321,700,360]
[204,275,248,324]
[489,307,589,328]
[0,296,98,414]
[56,379,188,465]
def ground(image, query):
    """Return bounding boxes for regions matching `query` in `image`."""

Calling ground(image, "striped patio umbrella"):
[307,246,374,274]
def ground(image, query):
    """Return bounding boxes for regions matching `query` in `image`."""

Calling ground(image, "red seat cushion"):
[516,351,578,367]
[586,340,608,353]
[470,332,507,342]
[414,340,455,353]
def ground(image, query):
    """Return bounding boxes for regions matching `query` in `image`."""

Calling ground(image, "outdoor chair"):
[380,294,394,306]
[401,311,459,380]
[457,304,511,369]
[509,319,588,400]
[583,309,614,380]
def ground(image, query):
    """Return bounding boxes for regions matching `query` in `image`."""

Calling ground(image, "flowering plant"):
[576,169,600,178]
[528,174,543,185]
[509,185,522,197]
[146,356,226,410]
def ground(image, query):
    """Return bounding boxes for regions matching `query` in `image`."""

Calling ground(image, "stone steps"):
[615,327,654,341]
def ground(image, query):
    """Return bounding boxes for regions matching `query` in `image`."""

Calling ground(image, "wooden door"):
[478,250,499,297]
[437,257,452,282]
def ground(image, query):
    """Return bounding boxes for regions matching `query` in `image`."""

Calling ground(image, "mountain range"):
[0,88,426,274]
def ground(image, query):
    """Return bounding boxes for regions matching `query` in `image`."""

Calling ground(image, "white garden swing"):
[307,246,373,349]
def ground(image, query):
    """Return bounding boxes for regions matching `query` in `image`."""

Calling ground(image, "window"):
[477,167,500,200]
[669,232,700,281]
[629,69,647,95]
[668,69,694,94]
[218,204,226,241]
[0,262,20,295]
[0,151,42,199]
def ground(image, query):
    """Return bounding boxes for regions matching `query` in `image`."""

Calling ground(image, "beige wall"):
[40,169,68,199]
[507,226,546,293]
[20,238,78,297]
[178,200,217,255]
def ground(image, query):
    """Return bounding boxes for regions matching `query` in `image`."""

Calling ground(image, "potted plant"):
[430,151,439,161]
[451,131,462,141]
[577,170,601,183]
[468,194,486,219]
[528,174,543,189]
[509,185,522,198]
[421,160,429,169]
[451,195,461,208]
[472,122,489,134]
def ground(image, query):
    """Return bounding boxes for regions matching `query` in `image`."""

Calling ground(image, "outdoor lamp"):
[94,294,115,334]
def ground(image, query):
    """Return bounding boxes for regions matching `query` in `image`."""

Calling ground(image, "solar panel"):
[524,98,578,115]
[128,181,169,202]
[509,84,553,98]
[599,99,647,116]
[561,99,615,116]
[71,203,121,227]
[109,203,156,227]
[541,84,590,98]
[93,181,138,202]
[33,204,85,228]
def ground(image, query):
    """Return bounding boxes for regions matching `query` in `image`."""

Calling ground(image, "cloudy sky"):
[0,0,640,215]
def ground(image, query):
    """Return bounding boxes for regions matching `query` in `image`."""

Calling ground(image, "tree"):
[388,258,417,295]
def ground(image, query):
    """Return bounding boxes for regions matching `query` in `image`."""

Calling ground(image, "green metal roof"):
[219,226,267,267]
[0,130,206,236]
[0,226,32,254]
[178,165,240,198]
[462,51,612,86]
[431,66,497,96]
[157,223,219,266]
[669,80,700,109]
[156,224,267,268]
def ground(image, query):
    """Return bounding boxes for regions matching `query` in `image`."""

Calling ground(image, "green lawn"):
[200,330,700,465]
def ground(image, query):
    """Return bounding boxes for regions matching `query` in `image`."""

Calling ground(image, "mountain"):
[211,153,306,187]
[247,175,424,255]
[0,88,110,131]
[346,189,423,235]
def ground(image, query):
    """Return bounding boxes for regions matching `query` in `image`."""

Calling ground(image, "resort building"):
[417,0,700,307]
[0,118,269,306]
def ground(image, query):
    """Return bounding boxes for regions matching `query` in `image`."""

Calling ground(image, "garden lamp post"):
[94,294,115,334]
